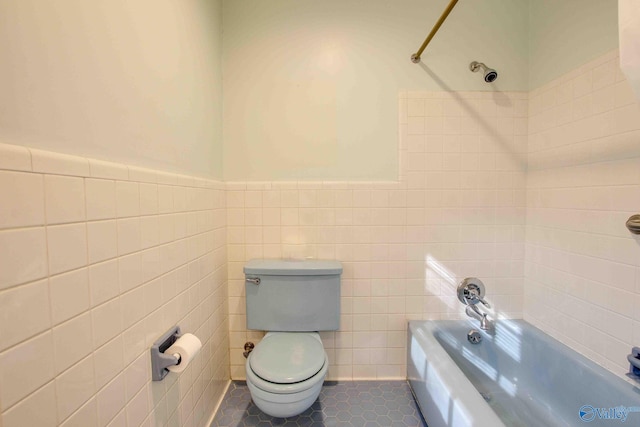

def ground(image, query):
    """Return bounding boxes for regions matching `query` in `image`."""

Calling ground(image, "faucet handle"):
[457,277,488,306]
[466,290,491,308]
[475,294,491,308]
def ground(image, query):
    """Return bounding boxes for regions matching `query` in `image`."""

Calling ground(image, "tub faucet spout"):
[465,305,490,330]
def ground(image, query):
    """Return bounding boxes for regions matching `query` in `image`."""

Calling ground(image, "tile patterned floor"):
[211,380,427,427]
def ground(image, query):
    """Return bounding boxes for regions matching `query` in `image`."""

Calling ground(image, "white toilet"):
[243,259,342,418]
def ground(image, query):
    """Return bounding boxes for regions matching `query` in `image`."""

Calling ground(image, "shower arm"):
[411,0,460,64]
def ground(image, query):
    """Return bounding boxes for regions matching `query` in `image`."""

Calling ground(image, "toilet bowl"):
[245,332,328,418]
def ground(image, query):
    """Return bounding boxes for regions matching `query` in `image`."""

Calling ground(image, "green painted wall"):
[0,0,224,178]
[223,0,530,181]
[528,0,619,90]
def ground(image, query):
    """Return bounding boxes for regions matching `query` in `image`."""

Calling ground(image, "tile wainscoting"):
[0,144,229,427]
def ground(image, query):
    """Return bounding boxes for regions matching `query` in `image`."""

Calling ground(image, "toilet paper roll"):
[166,333,202,373]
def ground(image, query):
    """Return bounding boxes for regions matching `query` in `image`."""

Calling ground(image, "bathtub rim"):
[407,319,506,427]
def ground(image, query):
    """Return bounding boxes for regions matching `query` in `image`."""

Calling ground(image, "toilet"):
[243,259,342,418]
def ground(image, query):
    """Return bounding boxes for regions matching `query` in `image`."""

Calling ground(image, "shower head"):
[470,61,498,83]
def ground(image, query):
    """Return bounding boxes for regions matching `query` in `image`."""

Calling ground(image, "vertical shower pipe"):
[411,0,460,63]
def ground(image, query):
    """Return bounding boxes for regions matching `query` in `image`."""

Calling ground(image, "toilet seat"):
[246,332,328,395]
[249,332,325,384]
[246,355,328,395]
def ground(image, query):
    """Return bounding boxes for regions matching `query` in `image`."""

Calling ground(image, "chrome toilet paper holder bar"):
[151,325,182,381]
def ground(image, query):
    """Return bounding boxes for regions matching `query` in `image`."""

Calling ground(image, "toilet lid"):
[250,333,325,384]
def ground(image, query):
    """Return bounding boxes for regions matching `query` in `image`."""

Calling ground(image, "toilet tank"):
[244,259,342,331]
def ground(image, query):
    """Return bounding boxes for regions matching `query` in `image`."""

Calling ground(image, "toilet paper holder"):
[151,325,182,381]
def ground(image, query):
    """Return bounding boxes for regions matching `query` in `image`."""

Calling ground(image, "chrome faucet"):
[457,277,492,330]
[466,305,489,330]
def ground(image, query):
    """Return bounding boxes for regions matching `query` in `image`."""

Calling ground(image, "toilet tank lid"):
[244,259,342,276]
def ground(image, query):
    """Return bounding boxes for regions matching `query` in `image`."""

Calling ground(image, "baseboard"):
[203,379,232,427]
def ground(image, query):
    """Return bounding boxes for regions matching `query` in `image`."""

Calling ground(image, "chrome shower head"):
[470,61,498,83]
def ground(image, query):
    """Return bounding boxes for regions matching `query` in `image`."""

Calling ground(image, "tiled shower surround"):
[227,90,529,380]
[525,50,640,375]
[0,146,229,427]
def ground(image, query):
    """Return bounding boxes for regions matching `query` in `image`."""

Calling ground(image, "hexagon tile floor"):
[210,380,428,426]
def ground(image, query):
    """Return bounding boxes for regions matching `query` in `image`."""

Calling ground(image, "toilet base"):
[246,374,324,418]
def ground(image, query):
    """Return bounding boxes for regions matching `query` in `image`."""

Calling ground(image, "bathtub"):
[407,319,640,427]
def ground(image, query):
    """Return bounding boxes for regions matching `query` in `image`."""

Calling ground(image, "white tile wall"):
[0,227,49,290]
[226,91,528,380]
[0,279,50,352]
[0,145,229,427]
[50,269,90,324]
[0,170,45,228]
[526,49,640,379]
[44,175,86,224]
